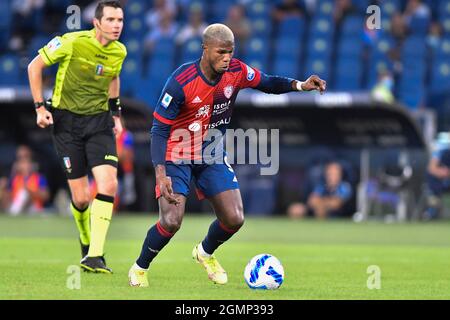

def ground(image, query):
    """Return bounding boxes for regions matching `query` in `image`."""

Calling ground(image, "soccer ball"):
[244,254,284,290]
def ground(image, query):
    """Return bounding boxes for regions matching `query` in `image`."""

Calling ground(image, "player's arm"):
[151,79,185,205]
[109,76,123,137]
[28,55,53,128]
[256,73,326,94]
[238,60,326,94]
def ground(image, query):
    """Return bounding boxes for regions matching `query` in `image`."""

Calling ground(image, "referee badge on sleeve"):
[47,37,62,52]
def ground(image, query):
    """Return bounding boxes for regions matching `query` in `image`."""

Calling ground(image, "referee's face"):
[95,7,124,41]
[205,40,234,74]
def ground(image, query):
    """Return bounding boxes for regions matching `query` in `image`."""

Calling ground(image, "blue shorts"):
[155,156,239,200]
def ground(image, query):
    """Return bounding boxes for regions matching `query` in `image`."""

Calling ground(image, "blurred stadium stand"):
[1,0,450,218]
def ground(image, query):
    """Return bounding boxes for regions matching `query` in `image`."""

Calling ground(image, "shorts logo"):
[246,65,255,81]
[195,105,210,118]
[96,64,104,75]
[47,38,62,52]
[104,155,118,162]
[224,85,234,99]
[188,122,202,132]
[63,157,72,173]
[161,93,173,108]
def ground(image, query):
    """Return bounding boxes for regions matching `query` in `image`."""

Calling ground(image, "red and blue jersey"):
[151,58,296,165]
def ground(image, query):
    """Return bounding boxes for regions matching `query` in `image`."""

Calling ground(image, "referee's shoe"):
[80,256,113,274]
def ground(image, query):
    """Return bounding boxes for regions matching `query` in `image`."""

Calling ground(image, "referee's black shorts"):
[50,108,118,180]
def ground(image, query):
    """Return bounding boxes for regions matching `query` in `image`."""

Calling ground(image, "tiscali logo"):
[188,122,202,132]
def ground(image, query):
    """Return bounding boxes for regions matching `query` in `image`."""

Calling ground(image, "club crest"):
[224,85,234,99]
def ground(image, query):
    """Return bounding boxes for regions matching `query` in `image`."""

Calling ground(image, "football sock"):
[136,221,174,269]
[70,201,90,246]
[197,242,211,258]
[201,219,240,255]
[88,194,114,257]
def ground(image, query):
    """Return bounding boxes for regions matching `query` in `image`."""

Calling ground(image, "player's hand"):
[301,75,327,94]
[112,115,123,138]
[158,176,181,206]
[36,107,53,128]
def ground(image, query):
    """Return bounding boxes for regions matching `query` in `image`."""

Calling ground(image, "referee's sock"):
[136,221,174,269]
[88,194,114,257]
[201,219,241,255]
[70,201,90,246]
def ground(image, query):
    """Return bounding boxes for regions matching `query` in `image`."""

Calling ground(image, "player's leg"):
[202,189,244,253]
[129,163,191,287]
[129,196,187,287]
[192,158,242,284]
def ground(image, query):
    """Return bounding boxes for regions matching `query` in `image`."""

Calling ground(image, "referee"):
[27,0,127,274]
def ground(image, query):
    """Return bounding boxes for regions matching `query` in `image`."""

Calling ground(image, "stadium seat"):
[408,15,430,37]
[273,58,300,80]
[439,0,450,19]
[120,58,143,97]
[398,84,426,109]
[277,16,305,40]
[122,37,144,60]
[334,57,363,91]
[246,0,270,19]
[0,54,21,86]
[27,35,51,59]
[243,37,269,71]
[316,0,334,18]
[209,0,234,23]
[122,16,147,38]
[250,18,272,40]
[365,56,394,89]
[431,37,450,60]
[430,61,450,94]
[353,0,372,14]
[340,15,364,37]
[441,17,450,34]
[179,36,202,64]
[134,76,160,109]
[274,37,301,58]
[304,57,330,82]
[401,36,427,59]
[337,36,363,58]
[307,37,332,60]
[309,17,334,41]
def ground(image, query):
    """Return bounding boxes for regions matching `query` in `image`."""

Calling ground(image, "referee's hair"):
[95,0,123,20]
[203,24,235,45]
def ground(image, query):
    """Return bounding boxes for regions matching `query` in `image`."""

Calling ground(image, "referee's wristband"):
[109,97,122,117]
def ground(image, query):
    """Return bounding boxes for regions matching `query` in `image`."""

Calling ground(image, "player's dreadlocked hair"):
[95,0,123,20]
[202,24,235,45]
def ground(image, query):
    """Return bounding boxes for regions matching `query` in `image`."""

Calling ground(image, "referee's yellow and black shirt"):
[39,29,127,115]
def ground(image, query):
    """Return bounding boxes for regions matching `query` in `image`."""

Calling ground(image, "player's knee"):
[160,212,183,234]
[225,206,245,230]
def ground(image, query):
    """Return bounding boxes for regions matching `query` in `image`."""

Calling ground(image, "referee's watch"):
[109,97,122,117]
[34,101,45,109]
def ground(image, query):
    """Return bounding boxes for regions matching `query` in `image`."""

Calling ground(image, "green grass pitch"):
[0,214,449,300]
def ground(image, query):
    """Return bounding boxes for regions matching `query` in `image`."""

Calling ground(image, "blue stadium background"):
[0,0,449,118]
